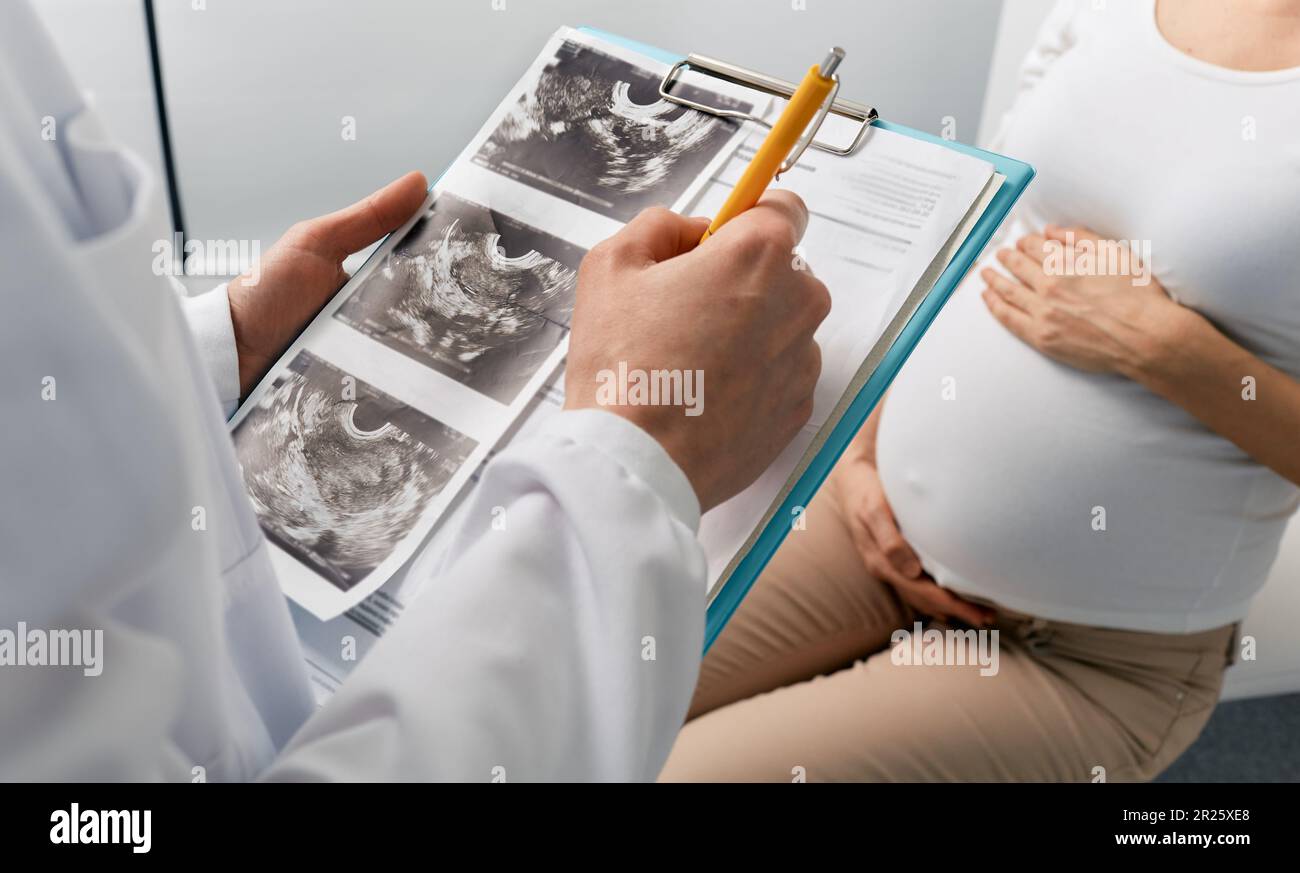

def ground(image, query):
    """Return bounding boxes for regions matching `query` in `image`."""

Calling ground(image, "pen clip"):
[777,74,840,177]
[658,54,877,168]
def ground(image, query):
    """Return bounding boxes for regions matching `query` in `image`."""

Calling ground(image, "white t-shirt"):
[876,0,1300,633]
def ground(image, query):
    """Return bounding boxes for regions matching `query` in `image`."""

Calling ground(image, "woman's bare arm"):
[1125,305,1300,487]
[984,224,1300,487]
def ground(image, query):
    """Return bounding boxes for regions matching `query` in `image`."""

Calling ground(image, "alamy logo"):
[595,361,703,417]
[152,232,261,283]
[0,622,103,676]
[890,621,1000,676]
[1043,232,1152,287]
[50,804,150,853]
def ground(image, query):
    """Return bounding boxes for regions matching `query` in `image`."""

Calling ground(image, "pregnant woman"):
[661,0,1300,781]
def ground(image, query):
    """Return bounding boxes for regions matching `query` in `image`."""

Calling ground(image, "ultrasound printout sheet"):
[230,27,755,619]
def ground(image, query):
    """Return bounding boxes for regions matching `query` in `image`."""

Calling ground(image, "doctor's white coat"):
[0,0,706,782]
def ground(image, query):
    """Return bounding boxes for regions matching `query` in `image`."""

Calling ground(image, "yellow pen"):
[701,47,844,242]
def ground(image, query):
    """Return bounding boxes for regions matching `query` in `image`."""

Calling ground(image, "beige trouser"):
[661,468,1237,783]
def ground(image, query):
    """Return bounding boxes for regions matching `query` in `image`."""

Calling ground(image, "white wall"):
[33,0,1002,258]
[149,0,1001,251]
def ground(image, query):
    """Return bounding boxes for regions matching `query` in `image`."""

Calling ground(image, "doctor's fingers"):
[709,189,811,253]
[703,190,811,290]
[297,171,428,261]
[607,207,712,264]
[765,339,822,437]
[758,269,832,359]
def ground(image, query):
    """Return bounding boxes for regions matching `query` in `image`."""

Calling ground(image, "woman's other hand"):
[836,436,996,628]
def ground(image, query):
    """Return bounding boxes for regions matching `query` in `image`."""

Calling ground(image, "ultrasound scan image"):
[232,351,476,591]
[335,193,584,404]
[473,39,752,221]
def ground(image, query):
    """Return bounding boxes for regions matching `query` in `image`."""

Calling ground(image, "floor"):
[1158,693,1300,782]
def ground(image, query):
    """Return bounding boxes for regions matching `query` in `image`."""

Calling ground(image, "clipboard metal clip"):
[658,53,878,173]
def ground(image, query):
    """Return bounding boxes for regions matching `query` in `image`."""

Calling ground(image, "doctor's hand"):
[565,192,830,513]
[226,171,428,396]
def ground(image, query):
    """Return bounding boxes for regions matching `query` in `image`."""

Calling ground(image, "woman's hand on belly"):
[835,441,997,629]
[980,224,1300,487]
[979,224,1181,376]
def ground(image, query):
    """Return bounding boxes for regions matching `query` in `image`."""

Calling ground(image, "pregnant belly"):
[874,272,1283,627]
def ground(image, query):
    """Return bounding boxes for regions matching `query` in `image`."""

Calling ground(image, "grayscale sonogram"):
[473,39,752,221]
[232,351,476,591]
[335,193,584,404]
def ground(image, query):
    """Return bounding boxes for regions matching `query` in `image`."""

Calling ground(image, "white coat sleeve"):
[175,281,242,418]
[263,408,709,782]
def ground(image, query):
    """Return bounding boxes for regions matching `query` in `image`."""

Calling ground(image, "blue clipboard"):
[578,27,1035,652]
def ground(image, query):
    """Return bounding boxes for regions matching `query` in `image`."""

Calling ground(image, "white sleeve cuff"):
[177,282,241,415]
[538,408,702,532]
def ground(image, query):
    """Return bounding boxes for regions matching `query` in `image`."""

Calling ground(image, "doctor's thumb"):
[307,171,430,260]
